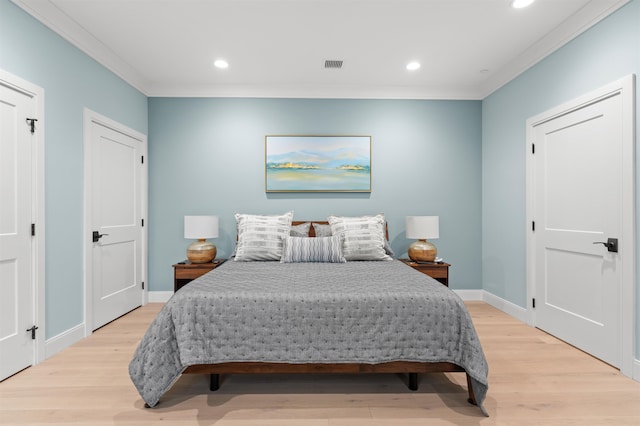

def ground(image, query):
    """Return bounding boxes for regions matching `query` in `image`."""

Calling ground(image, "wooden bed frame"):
[181,220,478,406]
[183,361,477,405]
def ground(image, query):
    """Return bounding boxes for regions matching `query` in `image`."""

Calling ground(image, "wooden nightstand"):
[172,259,226,292]
[400,259,450,286]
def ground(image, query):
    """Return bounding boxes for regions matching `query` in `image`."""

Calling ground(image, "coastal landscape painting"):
[265,135,371,192]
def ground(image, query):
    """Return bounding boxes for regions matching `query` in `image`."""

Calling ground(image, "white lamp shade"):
[184,215,219,239]
[406,216,439,239]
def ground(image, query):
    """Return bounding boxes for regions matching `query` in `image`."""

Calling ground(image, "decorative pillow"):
[280,235,346,263]
[234,211,293,261]
[328,214,392,261]
[290,222,311,237]
[313,221,394,256]
[383,238,395,258]
[312,223,332,237]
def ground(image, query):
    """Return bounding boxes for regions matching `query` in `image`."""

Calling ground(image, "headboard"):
[292,221,389,240]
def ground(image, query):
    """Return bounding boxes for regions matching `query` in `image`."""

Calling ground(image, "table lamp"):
[406,216,439,262]
[184,215,218,263]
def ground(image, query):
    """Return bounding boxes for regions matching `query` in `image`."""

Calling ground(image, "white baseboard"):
[45,323,85,359]
[634,358,640,382]
[454,289,484,301]
[482,290,639,384]
[482,290,531,325]
[148,291,173,303]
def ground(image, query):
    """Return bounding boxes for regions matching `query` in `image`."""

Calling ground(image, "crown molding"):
[147,83,483,100]
[12,0,630,100]
[11,0,151,95]
[478,0,631,98]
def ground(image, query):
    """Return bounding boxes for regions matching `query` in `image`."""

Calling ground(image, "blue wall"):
[148,98,482,291]
[0,0,148,339]
[482,0,639,351]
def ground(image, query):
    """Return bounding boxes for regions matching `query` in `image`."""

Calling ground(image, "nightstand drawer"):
[173,259,225,292]
[175,266,211,280]
[399,259,450,287]
[423,268,448,279]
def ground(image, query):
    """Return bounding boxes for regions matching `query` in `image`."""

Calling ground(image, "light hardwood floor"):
[1,302,639,425]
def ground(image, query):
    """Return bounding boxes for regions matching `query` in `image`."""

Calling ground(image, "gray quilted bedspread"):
[129,260,488,412]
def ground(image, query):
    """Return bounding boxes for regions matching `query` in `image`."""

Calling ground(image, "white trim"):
[10,0,630,100]
[140,127,149,307]
[83,108,148,337]
[479,0,630,98]
[148,83,482,100]
[453,289,484,301]
[9,0,148,94]
[482,291,531,325]
[44,323,84,359]
[525,74,636,378]
[483,289,640,383]
[148,291,173,303]
[0,68,46,365]
[619,75,637,378]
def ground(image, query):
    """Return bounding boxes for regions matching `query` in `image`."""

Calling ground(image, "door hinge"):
[26,325,39,339]
[532,298,536,308]
[532,221,535,232]
[31,223,36,236]
[532,143,535,154]
[141,281,145,290]
[26,118,38,134]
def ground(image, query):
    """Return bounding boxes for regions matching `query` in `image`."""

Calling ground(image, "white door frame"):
[525,74,636,378]
[0,68,46,365]
[83,108,148,336]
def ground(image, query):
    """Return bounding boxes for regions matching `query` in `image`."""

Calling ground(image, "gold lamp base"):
[408,239,437,262]
[187,239,217,263]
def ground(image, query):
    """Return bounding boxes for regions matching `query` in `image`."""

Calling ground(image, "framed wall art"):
[265,135,371,192]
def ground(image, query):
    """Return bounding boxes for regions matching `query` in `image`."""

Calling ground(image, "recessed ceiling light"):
[511,0,535,8]
[214,59,229,69]
[406,61,421,71]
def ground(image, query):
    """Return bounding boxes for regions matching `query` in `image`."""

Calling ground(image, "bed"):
[129,215,489,414]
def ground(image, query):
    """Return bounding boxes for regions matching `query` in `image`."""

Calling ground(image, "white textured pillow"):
[312,223,332,237]
[280,235,346,263]
[234,211,293,261]
[327,214,392,261]
[290,222,311,237]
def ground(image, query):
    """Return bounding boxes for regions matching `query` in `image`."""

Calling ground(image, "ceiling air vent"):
[324,60,344,69]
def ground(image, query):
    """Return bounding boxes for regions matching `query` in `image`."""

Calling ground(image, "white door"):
[531,90,626,367]
[0,80,34,379]
[87,116,144,330]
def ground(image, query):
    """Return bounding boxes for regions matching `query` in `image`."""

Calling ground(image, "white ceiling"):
[12,0,630,99]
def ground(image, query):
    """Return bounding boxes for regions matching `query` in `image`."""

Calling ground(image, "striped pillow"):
[328,214,392,261]
[234,211,293,261]
[280,235,346,263]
